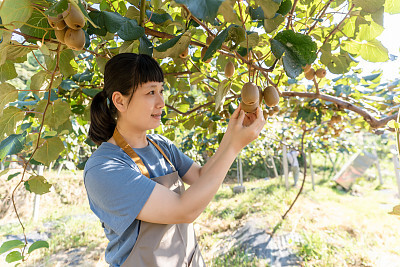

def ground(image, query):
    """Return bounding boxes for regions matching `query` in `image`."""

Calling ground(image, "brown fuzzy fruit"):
[48,14,66,30]
[241,82,259,105]
[263,86,279,107]
[201,47,212,63]
[241,101,258,113]
[63,3,85,30]
[268,109,275,116]
[315,68,326,78]
[206,36,214,45]
[64,28,85,50]
[272,106,279,113]
[55,28,68,44]
[303,64,311,73]
[179,47,189,59]
[263,110,269,120]
[305,68,315,80]
[224,61,235,78]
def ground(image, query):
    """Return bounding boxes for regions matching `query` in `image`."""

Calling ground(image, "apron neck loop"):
[112,128,176,178]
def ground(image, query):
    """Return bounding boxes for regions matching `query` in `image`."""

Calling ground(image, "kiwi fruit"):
[241,101,258,113]
[206,36,214,45]
[316,68,326,78]
[305,68,315,80]
[268,109,275,116]
[179,47,189,59]
[263,110,268,120]
[303,64,311,73]
[224,61,235,78]
[201,47,212,63]
[263,86,279,107]
[272,106,279,113]
[64,28,85,50]
[48,14,66,30]
[55,28,68,44]
[63,3,85,30]
[241,82,259,105]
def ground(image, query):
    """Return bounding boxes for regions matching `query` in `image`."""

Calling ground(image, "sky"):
[362,13,400,82]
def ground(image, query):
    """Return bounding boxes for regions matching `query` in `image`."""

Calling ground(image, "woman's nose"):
[156,92,165,108]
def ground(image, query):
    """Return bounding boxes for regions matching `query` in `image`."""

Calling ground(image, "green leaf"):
[356,21,384,41]
[0,60,18,82]
[362,73,381,81]
[82,88,102,97]
[271,30,317,65]
[249,6,265,20]
[353,0,385,13]
[394,96,400,103]
[0,168,9,178]
[385,0,400,14]
[117,19,144,41]
[30,71,51,91]
[145,10,173,24]
[0,240,24,254]
[0,0,33,30]
[7,172,20,181]
[341,16,357,38]
[45,0,69,17]
[59,50,78,78]
[0,83,18,116]
[35,99,71,129]
[20,10,54,43]
[33,137,64,166]
[28,241,49,254]
[264,14,285,33]
[6,251,23,263]
[139,35,153,56]
[203,26,230,61]
[388,120,400,129]
[175,0,224,23]
[218,0,240,24]
[87,11,107,36]
[0,132,26,162]
[0,107,24,138]
[153,32,191,59]
[24,175,52,194]
[0,41,31,64]
[255,0,281,19]
[183,117,196,130]
[239,32,259,48]
[215,79,232,111]
[103,11,126,33]
[277,0,292,16]
[359,40,389,62]
[190,72,205,85]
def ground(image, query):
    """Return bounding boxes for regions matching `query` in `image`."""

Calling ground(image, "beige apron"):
[113,129,206,267]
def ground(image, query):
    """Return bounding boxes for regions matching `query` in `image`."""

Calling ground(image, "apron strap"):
[113,128,175,178]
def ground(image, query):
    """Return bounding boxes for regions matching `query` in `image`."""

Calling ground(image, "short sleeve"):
[150,134,194,178]
[84,157,156,236]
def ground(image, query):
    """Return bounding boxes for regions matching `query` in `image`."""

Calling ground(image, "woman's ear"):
[112,91,128,113]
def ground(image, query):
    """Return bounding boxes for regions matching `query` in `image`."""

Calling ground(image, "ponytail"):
[88,90,116,145]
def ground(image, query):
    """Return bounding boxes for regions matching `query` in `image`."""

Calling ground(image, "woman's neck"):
[109,125,148,148]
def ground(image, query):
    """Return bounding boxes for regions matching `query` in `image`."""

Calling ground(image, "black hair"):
[88,53,164,145]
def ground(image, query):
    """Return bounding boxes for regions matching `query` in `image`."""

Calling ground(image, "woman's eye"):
[149,91,155,95]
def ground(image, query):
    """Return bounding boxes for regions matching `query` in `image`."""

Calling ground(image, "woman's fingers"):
[230,103,242,119]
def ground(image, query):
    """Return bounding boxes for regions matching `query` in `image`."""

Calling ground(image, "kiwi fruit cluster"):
[48,3,86,50]
[303,64,326,80]
[240,82,280,120]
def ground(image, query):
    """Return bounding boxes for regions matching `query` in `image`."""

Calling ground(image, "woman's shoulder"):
[84,142,131,172]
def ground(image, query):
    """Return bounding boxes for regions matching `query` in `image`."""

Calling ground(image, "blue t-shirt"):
[84,134,194,267]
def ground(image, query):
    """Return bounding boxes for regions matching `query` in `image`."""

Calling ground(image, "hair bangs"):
[131,54,164,90]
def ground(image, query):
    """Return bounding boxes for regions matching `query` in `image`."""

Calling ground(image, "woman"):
[84,53,265,266]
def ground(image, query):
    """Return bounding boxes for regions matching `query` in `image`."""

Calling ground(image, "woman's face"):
[115,81,165,132]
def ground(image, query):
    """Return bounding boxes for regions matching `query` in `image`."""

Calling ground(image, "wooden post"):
[373,148,383,185]
[32,165,44,222]
[57,162,64,177]
[309,150,315,191]
[270,156,279,179]
[393,154,400,198]
[238,156,243,187]
[282,140,289,190]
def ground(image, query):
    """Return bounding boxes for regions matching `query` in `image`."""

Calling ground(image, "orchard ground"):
[1,151,400,267]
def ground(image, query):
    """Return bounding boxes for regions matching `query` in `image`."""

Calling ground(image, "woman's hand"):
[222,104,265,153]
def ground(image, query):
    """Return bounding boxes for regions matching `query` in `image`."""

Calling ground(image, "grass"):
[1,153,400,266]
